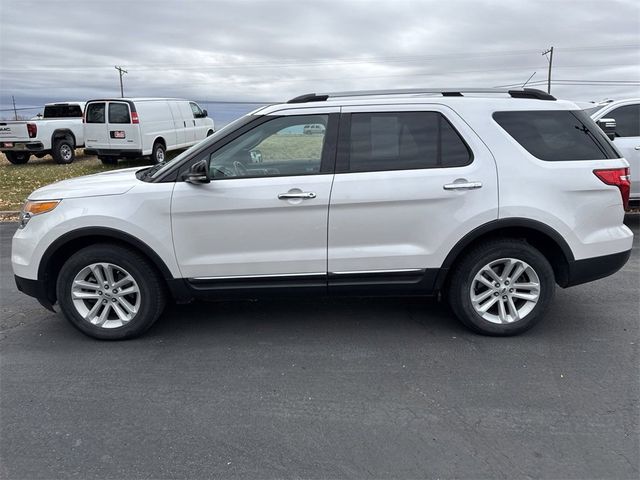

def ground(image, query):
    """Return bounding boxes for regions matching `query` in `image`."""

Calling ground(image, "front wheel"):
[52,138,75,164]
[448,239,555,336]
[56,244,166,340]
[4,151,30,164]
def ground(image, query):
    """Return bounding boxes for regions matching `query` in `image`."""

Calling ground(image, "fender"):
[51,128,76,148]
[38,226,192,303]
[434,217,574,290]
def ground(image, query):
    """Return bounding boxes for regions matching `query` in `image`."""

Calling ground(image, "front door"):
[171,110,339,285]
[605,103,640,200]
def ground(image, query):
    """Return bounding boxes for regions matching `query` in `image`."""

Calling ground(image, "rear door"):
[84,102,109,150]
[106,101,139,151]
[327,105,498,290]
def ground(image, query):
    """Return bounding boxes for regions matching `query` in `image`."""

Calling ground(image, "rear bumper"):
[0,141,45,151]
[14,275,55,312]
[565,249,631,287]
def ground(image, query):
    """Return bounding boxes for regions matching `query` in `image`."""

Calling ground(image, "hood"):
[28,167,146,200]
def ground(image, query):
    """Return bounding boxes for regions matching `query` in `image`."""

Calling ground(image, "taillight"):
[131,111,139,124]
[594,167,630,210]
[26,123,37,138]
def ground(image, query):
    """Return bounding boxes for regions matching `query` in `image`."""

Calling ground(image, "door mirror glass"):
[202,109,208,118]
[184,159,210,184]
[249,149,263,163]
[597,118,617,141]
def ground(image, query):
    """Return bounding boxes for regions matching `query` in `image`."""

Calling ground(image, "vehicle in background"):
[0,102,85,164]
[587,98,640,206]
[83,98,214,164]
[303,123,326,134]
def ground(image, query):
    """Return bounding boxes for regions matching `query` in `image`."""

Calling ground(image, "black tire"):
[4,151,30,164]
[99,156,118,165]
[56,244,166,340]
[151,141,166,164]
[447,239,555,336]
[52,138,75,164]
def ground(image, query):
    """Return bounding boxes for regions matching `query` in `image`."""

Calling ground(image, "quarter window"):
[345,112,472,172]
[207,115,328,179]
[108,103,131,124]
[608,104,640,137]
[86,103,105,124]
[493,110,620,160]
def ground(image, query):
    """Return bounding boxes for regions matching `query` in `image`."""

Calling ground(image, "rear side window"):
[493,110,620,160]
[43,104,83,118]
[108,103,131,123]
[608,104,640,137]
[345,111,472,172]
[85,103,105,124]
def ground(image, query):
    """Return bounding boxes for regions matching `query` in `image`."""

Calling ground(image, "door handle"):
[193,120,196,126]
[278,192,316,200]
[443,181,483,190]
[183,121,186,127]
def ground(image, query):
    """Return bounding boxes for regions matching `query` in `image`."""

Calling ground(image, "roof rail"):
[286,87,556,103]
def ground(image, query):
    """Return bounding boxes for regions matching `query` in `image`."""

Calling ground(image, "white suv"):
[12,88,633,340]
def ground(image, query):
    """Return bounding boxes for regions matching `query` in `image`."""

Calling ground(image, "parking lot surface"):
[1,219,638,479]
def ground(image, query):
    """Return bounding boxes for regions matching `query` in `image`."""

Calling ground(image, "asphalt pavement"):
[1,219,638,479]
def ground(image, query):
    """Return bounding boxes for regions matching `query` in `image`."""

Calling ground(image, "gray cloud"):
[1,0,639,116]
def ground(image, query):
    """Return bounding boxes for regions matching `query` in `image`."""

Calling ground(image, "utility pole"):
[11,95,17,120]
[115,65,128,97]
[542,47,554,94]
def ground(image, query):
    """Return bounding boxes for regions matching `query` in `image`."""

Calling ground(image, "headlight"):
[18,200,61,229]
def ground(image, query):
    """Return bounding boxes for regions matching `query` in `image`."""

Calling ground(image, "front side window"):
[208,115,328,179]
[345,111,472,172]
[108,103,131,124]
[608,104,640,138]
[86,103,105,124]
[493,110,620,161]
[190,102,204,118]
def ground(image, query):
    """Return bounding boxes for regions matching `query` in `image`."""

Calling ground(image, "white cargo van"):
[83,98,214,164]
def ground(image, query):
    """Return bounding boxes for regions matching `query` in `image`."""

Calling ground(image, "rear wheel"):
[4,151,30,164]
[151,141,165,164]
[56,244,166,340]
[448,239,555,336]
[52,138,75,164]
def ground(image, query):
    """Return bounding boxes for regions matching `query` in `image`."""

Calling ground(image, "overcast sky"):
[1,0,639,116]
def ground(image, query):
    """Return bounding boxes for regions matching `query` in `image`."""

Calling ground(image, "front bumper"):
[565,249,632,287]
[14,275,55,312]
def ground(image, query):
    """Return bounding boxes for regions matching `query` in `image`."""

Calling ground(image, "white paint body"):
[84,98,214,156]
[13,95,633,284]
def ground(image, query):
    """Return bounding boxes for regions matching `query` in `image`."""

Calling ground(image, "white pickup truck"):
[0,102,85,164]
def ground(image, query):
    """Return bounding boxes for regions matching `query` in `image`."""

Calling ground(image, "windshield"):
[149,114,258,180]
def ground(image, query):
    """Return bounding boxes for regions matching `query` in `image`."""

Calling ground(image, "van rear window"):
[493,110,620,161]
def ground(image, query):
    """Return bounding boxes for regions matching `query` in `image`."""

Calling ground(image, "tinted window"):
[108,103,130,123]
[43,104,83,118]
[346,112,471,172]
[608,104,640,137]
[493,110,620,160]
[208,115,328,179]
[86,103,105,124]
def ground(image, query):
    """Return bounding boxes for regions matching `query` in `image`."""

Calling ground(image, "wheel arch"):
[51,129,76,148]
[39,227,190,305]
[153,136,166,148]
[436,218,575,291]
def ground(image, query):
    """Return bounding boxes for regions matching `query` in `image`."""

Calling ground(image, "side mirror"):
[597,118,617,141]
[249,149,263,163]
[183,159,210,184]
[202,109,208,117]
